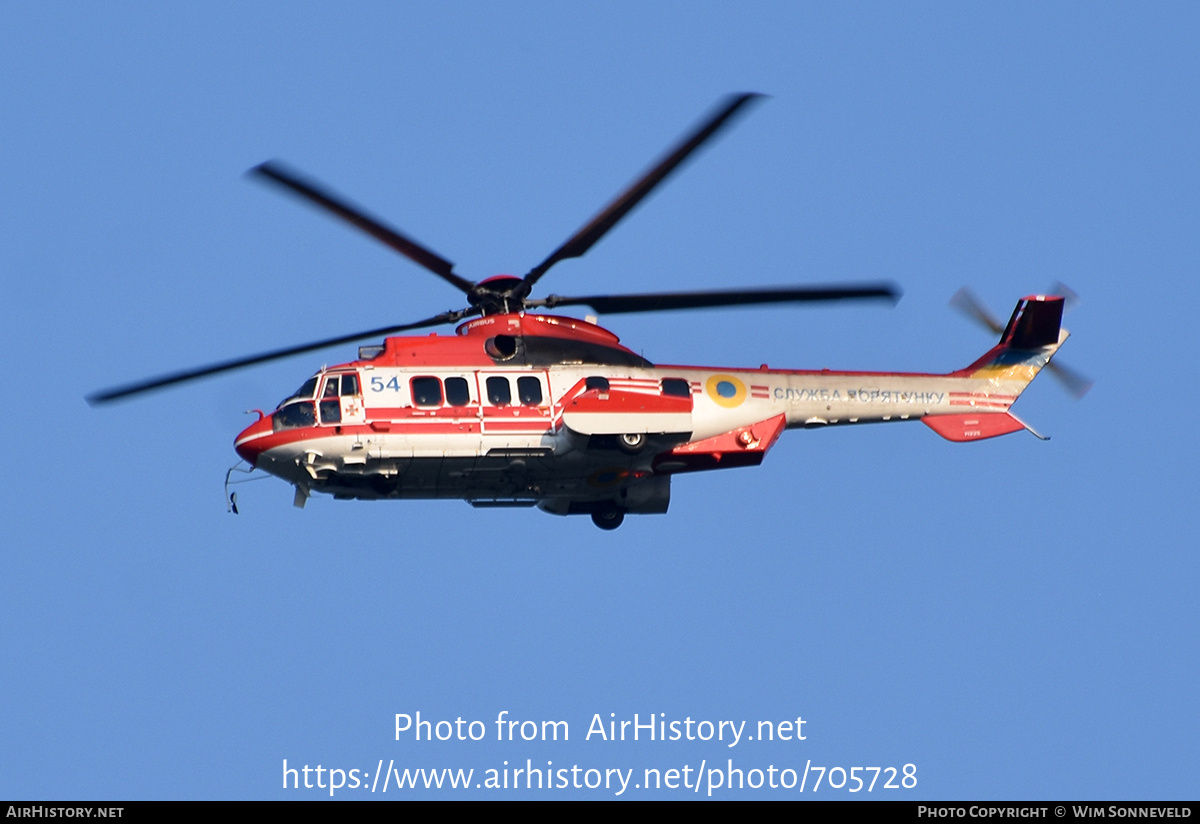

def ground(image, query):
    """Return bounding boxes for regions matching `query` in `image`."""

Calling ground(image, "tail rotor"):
[950,287,1092,398]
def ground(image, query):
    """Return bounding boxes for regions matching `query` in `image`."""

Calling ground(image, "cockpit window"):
[280,377,319,408]
[323,376,340,397]
[273,401,316,431]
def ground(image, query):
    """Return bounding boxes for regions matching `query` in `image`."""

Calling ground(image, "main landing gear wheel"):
[591,507,626,530]
[618,432,647,454]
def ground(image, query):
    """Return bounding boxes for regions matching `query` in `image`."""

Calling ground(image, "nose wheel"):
[618,432,647,454]
[591,506,626,530]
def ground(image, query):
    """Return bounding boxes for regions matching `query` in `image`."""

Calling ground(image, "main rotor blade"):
[87,309,477,405]
[250,161,475,295]
[519,93,765,294]
[531,282,900,315]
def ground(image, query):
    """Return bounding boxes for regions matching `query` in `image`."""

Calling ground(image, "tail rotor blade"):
[950,287,1005,334]
[1048,281,1081,311]
[1047,360,1094,399]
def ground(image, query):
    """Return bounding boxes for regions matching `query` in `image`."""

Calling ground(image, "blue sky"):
[2,3,1197,799]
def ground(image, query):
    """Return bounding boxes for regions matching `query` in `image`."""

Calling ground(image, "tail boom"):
[656,295,1070,447]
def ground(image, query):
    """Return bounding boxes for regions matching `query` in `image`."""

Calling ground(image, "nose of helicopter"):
[234,412,273,465]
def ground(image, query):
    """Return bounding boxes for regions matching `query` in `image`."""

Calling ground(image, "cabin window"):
[517,376,543,406]
[340,374,360,396]
[585,376,610,391]
[273,401,315,431]
[411,376,442,407]
[444,376,471,407]
[661,378,691,398]
[486,376,511,406]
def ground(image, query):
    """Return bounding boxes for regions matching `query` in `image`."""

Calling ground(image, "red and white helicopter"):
[90,94,1078,529]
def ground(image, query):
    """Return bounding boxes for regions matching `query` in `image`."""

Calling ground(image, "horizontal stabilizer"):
[923,412,1026,442]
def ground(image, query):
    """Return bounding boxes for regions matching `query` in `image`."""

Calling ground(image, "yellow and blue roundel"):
[587,467,629,488]
[705,374,747,408]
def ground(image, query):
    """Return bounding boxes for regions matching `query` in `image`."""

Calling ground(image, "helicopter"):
[89,93,1075,529]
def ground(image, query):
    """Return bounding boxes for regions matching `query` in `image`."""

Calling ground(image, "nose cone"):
[234,413,273,465]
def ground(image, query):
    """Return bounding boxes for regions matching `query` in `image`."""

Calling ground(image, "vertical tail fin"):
[999,295,1065,350]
